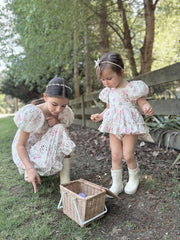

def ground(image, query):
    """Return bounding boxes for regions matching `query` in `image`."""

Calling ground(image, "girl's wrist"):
[99,113,103,120]
[27,166,34,172]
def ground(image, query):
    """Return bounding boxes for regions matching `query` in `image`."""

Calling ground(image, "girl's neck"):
[117,79,128,89]
[38,103,51,117]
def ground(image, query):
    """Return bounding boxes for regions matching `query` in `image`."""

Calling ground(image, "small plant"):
[126,220,136,230]
[168,183,180,199]
[171,153,180,167]
[145,115,180,149]
[163,235,173,240]
[145,177,159,190]
[158,204,170,213]
[145,115,180,132]
[172,178,178,184]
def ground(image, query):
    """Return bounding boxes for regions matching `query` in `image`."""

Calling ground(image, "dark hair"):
[31,98,45,105]
[31,77,72,105]
[46,77,72,99]
[96,52,124,79]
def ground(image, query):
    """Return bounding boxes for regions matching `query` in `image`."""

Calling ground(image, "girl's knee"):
[123,152,135,164]
[112,151,123,161]
[112,151,122,158]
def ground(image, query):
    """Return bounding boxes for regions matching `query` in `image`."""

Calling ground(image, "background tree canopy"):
[0,0,179,103]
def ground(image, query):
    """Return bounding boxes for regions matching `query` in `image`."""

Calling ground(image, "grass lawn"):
[0,117,98,240]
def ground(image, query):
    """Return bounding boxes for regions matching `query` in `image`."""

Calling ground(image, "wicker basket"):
[57,179,107,227]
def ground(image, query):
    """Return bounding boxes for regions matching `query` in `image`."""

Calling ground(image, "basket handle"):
[57,192,107,226]
[57,192,66,209]
[72,197,107,226]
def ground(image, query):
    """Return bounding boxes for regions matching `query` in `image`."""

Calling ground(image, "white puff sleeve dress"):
[98,81,153,142]
[12,104,76,176]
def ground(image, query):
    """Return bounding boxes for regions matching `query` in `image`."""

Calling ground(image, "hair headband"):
[46,83,72,93]
[95,58,123,69]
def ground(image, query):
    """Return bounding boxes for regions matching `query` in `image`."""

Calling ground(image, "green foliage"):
[145,115,180,149]
[0,0,179,101]
[1,0,100,99]
[153,0,180,69]
[146,115,180,132]
[1,68,41,103]
[3,0,75,85]
[0,94,17,113]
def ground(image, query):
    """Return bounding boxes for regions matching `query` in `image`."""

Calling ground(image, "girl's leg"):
[108,134,123,196]
[110,134,123,170]
[122,135,140,194]
[122,135,138,169]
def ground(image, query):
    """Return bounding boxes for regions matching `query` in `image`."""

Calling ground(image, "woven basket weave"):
[58,179,106,227]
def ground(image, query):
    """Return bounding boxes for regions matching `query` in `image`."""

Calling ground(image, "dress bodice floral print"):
[12,104,75,176]
[98,80,153,141]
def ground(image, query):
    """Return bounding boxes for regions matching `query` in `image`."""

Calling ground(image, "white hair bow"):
[94,58,100,68]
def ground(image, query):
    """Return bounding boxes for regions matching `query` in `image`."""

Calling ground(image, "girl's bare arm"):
[91,104,109,122]
[16,130,32,170]
[137,97,154,116]
[16,130,41,193]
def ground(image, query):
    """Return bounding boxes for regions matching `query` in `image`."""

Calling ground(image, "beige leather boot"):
[60,157,71,184]
[124,167,140,194]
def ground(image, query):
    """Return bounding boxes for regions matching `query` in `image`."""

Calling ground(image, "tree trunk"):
[73,0,80,98]
[117,0,138,76]
[140,0,159,74]
[99,0,109,54]
[73,26,80,98]
[84,26,92,93]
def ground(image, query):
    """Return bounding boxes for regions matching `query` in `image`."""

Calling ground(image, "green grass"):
[0,117,97,240]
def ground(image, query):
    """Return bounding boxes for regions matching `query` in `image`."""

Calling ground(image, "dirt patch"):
[69,124,180,240]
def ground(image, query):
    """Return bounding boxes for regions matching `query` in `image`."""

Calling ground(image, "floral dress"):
[12,104,76,176]
[98,80,153,142]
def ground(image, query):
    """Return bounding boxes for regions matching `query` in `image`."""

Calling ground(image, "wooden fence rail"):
[69,63,180,150]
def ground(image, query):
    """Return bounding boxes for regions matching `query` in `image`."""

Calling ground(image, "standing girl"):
[91,52,154,196]
[12,77,75,193]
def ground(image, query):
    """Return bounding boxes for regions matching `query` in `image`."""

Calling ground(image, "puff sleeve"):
[13,104,45,132]
[127,81,149,101]
[58,106,74,127]
[99,87,110,104]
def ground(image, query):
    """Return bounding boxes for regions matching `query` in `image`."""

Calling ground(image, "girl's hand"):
[27,168,41,193]
[91,113,103,122]
[142,103,154,116]
[46,116,60,127]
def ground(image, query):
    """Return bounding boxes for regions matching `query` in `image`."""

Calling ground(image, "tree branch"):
[107,21,124,42]
[154,0,159,7]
